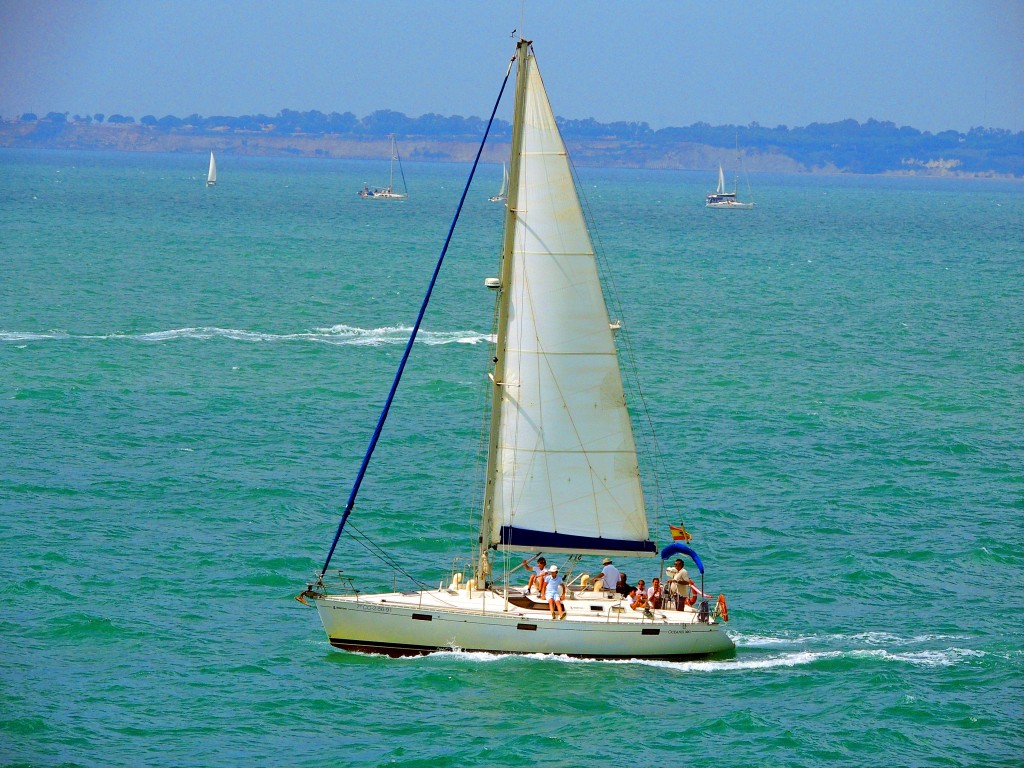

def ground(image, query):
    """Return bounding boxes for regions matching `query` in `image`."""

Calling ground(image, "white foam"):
[0,331,67,341]
[733,631,965,648]
[851,647,987,667]
[0,325,491,347]
[313,325,489,346]
[418,644,989,671]
[413,648,843,672]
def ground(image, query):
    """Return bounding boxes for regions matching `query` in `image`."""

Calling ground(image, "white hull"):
[313,588,734,659]
[706,200,754,209]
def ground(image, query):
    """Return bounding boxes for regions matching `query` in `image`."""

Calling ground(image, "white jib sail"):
[488,53,650,554]
[208,152,217,184]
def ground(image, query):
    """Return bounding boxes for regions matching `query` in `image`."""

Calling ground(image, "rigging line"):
[569,153,672,520]
[320,48,518,577]
[339,526,482,613]
[345,522,430,589]
[397,146,409,196]
[471,304,502,541]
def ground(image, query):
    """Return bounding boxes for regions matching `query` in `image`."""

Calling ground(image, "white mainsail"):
[485,53,652,556]
[716,164,725,194]
[207,152,217,186]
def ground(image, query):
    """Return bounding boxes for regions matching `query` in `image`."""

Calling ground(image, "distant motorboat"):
[488,163,508,202]
[359,134,408,199]
[206,152,217,186]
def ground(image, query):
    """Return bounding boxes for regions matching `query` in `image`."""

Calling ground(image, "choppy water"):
[1,149,1022,767]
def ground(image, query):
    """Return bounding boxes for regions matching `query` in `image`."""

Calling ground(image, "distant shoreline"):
[1,120,1019,180]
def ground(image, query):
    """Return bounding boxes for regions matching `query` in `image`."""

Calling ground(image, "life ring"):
[716,594,729,622]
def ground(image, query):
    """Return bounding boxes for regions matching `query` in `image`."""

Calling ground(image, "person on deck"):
[629,579,649,610]
[544,565,566,619]
[668,558,696,609]
[647,577,663,610]
[599,557,621,594]
[522,557,547,594]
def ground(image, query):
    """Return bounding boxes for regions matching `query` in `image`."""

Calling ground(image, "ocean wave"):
[0,325,492,346]
[849,647,988,667]
[733,630,966,648]
[418,645,989,671]
[412,648,844,671]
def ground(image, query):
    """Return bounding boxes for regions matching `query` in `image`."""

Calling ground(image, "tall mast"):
[476,38,532,584]
[389,134,396,192]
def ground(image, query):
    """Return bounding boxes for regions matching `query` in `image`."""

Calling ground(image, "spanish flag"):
[669,523,692,542]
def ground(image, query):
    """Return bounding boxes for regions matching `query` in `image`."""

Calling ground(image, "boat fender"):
[716,594,729,622]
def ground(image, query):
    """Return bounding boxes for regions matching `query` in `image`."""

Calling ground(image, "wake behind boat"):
[300,38,734,660]
[359,134,408,199]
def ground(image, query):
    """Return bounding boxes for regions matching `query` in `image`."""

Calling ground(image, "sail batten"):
[485,46,650,555]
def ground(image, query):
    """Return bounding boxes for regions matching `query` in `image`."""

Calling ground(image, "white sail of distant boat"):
[206,152,217,186]
[706,141,754,208]
[300,38,734,660]
[488,163,508,202]
[358,134,408,199]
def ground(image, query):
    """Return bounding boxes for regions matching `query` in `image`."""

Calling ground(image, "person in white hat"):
[543,564,566,619]
[600,557,622,595]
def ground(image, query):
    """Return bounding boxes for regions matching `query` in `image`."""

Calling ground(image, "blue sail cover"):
[659,542,704,574]
[500,526,658,555]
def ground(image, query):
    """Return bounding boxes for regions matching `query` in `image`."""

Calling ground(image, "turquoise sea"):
[1,148,1022,767]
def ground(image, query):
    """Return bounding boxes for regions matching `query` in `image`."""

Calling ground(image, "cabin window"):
[412,614,433,622]
[642,628,660,636]
[517,623,538,631]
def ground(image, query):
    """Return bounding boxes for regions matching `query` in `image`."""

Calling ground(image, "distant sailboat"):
[706,164,753,208]
[488,163,508,202]
[206,152,217,186]
[706,141,754,209]
[359,134,408,199]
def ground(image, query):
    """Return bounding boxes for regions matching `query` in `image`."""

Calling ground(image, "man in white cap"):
[544,564,566,619]
[600,557,622,595]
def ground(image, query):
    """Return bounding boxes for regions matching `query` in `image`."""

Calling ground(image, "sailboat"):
[300,38,734,659]
[358,134,408,199]
[488,163,508,202]
[206,151,217,186]
[705,159,754,208]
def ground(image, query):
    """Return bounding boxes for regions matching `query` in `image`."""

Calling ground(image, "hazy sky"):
[2,1,1022,132]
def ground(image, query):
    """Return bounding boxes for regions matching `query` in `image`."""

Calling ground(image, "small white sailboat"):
[206,151,217,186]
[488,163,508,202]
[706,150,754,208]
[301,38,734,660]
[358,134,408,199]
